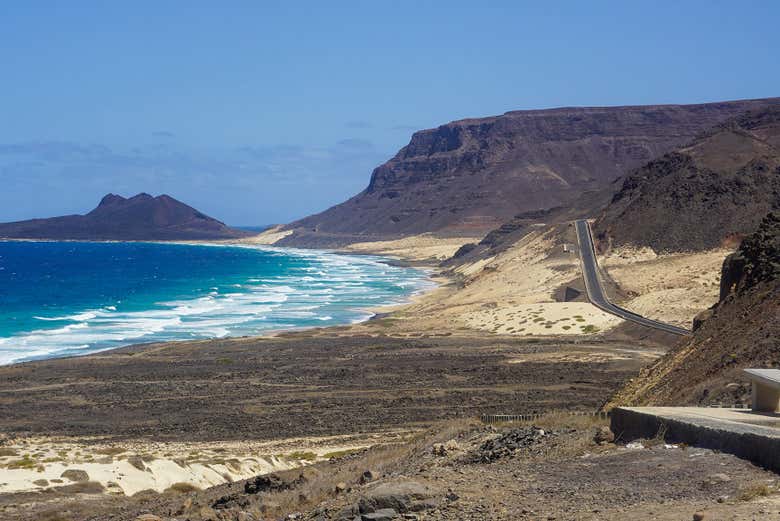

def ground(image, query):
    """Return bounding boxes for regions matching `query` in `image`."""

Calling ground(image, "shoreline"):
[0,239,444,367]
[0,229,679,509]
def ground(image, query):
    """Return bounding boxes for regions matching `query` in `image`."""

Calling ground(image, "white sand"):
[600,246,731,328]
[240,225,293,245]
[345,233,480,262]
[0,429,413,496]
[347,227,624,337]
[464,302,622,336]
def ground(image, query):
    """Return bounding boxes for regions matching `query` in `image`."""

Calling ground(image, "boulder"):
[244,473,305,494]
[358,481,435,514]
[433,440,461,456]
[692,308,715,331]
[361,509,398,520]
[335,504,359,520]
[706,473,731,484]
[60,469,89,482]
[594,426,615,445]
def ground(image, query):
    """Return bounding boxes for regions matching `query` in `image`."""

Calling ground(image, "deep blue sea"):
[0,241,433,364]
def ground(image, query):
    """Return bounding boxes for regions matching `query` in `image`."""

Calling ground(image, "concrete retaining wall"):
[611,407,780,473]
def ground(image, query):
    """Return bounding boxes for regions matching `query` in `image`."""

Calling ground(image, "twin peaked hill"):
[0,193,250,241]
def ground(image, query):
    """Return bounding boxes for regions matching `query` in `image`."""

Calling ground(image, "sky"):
[1,1,779,225]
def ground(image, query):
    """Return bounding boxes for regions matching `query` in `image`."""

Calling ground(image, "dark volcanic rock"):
[720,213,780,298]
[281,98,778,246]
[0,193,250,241]
[244,473,306,495]
[473,427,559,463]
[594,104,780,252]
[609,212,780,406]
[357,481,436,514]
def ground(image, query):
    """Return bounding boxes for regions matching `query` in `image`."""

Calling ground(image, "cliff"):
[279,98,779,247]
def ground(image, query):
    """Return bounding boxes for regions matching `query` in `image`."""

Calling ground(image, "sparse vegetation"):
[323,448,361,459]
[737,481,774,501]
[164,482,201,494]
[284,451,317,461]
[369,318,397,327]
[7,454,37,469]
[94,446,125,456]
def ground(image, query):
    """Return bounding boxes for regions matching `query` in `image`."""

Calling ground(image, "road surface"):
[574,219,691,336]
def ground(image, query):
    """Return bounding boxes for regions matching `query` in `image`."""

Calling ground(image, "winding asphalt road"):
[574,219,691,336]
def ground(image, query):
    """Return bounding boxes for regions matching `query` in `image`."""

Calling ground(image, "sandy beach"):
[0,225,684,517]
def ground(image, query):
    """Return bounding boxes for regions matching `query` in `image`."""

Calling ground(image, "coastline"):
[0,239,439,366]
[0,229,678,514]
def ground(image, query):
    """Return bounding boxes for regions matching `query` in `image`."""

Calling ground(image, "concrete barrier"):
[611,407,780,473]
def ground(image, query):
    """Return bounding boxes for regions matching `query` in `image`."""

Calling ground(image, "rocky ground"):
[0,327,662,517]
[0,333,648,442]
[6,413,779,520]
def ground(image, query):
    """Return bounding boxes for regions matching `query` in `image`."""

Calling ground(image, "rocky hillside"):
[607,213,780,407]
[594,104,780,253]
[279,98,778,247]
[0,193,250,241]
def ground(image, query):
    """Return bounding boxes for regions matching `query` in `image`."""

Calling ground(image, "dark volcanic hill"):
[0,193,250,241]
[609,213,780,407]
[279,98,778,247]
[594,104,780,252]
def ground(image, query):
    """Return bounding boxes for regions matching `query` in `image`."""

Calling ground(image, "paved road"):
[574,219,691,336]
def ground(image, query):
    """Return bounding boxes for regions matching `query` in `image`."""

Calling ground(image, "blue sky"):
[1,1,778,225]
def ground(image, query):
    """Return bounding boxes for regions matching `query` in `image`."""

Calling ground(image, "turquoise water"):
[0,241,433,364]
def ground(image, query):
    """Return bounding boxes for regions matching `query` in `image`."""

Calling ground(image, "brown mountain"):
[0,193,250,241]
[279,98,779,247]
[607,213,780,407]
[594,104,780,253]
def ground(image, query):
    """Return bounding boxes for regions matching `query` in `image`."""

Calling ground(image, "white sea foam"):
[0,245,434,365]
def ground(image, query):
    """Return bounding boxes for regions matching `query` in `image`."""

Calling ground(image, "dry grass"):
[164,482,201,495]
[94,447,125,456]
[259,419,475,517]
[737,481,775,501]
[323,448,362,460]
[6,454,37,469]
[257,413,604,518]
[284,451,317,462]
[518,411,608,431]
[35,512,73,521]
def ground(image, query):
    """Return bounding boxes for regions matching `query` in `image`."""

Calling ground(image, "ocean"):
[0,241,433,365]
